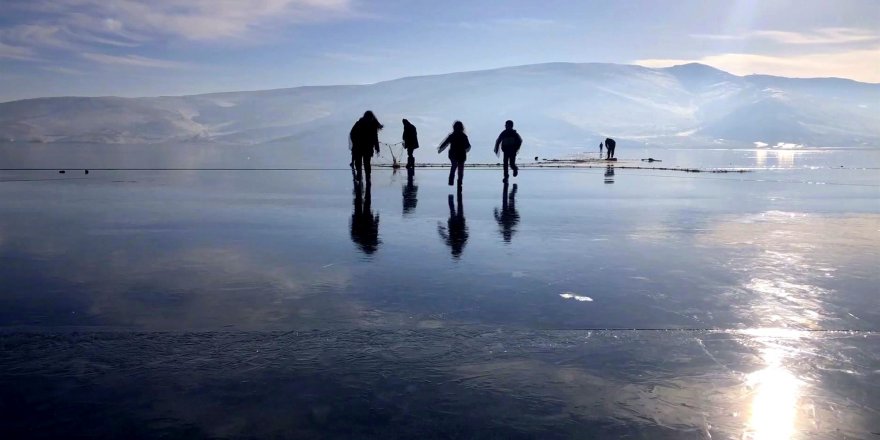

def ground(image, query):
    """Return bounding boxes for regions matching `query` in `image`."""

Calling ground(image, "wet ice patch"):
[560,292,593,302]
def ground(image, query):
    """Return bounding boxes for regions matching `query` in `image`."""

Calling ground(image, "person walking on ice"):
[349,111,383,182]
[494,120,523,183]
[438,121,471,189]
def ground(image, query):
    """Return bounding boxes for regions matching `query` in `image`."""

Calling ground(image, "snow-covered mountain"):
[1,62,878,163]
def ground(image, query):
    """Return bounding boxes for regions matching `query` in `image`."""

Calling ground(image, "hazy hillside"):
[1,62,878,164]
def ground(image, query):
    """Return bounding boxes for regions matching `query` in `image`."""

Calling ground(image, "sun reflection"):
[736,329,805,440]
[755,149,767,167]
[742,343,802,440]
[775,150,796,168]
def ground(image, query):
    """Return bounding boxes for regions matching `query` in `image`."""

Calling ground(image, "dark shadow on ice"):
[402,167,418,216]
[350,181,380,254]
[438,192,468,259]
[604,165,615,184]
[494,183,519,243]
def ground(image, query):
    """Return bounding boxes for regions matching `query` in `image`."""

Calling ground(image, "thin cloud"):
[692,27,880,45]
[754,28,879,45]
[0,41,38,60]
[689,33,746,41]
[458,17,569,32]
[323,52,386,63]
[635,45,880,83]
[20,0,359,41]
[82,52,189,69]
[0,0,362,69]
[42,66,85,75]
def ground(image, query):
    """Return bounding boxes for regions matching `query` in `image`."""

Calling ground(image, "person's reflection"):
[438,192,468,259]
[604,164,615,184]
[350,182,380,254]
[402,167,418,216]
[493,183,519,243]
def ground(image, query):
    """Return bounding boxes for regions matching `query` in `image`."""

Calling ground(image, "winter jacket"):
[350,118,381,157]
[439,132,471,162]
[402,122,419,150]
[494,128,523,154]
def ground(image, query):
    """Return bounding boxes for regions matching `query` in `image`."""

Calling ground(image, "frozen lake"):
[0,146,878,438]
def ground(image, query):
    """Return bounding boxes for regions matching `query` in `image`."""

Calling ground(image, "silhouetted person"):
[437,121,471,188]
[494,120,523,183]
[604,137,616,160]
[349,111,383,182]
[350,181,380,254]
[494,182,519,243]
[402,119,419,169]
[599,141,603,156]
[604,164,615,184]
[402,166,418,215]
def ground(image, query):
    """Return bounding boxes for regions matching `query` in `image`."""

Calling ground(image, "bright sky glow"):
[0,0,878,101]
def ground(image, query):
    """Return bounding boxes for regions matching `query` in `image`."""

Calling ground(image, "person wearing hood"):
[402,119,419,169]
[349,110,383,182]
[494,120,523,183]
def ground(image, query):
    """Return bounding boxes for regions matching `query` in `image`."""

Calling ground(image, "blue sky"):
[1,0,878,102]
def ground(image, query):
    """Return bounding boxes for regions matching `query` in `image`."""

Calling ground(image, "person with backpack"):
[349,111,383,182]
[402,119,419,169]
[494,120,523,183]
[437,121,471,189]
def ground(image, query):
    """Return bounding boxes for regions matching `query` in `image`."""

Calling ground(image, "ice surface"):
[0,148,878,438]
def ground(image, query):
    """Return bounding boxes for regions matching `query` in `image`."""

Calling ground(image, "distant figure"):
[437,121,471,188]
[402,166,418,215]
[599,141,603,156]
[604,137,616,160]
[494,182,520,243]
[350,181,380,254]
[349,111,383,181]
[438,193,468,258]
[604,164,615,184]
[402,119,419,169]
[494,120,523,183]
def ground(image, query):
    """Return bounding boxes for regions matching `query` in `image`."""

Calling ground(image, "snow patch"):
[560,292,593,302]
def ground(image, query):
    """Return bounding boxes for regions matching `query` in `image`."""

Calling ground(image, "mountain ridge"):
[1,62,878,163]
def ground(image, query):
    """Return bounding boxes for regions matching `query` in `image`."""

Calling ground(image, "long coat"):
[403,123,419,150]
[350,118,380,157]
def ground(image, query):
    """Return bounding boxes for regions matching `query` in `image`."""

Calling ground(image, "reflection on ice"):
[753,148,796,168]
[745,358,800,440]
[737,328,806,440]
[700,211,879,330]
[438,192,468,259]
[755,149,767,167]
[776,149,795,168]
[350,182,380,255]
